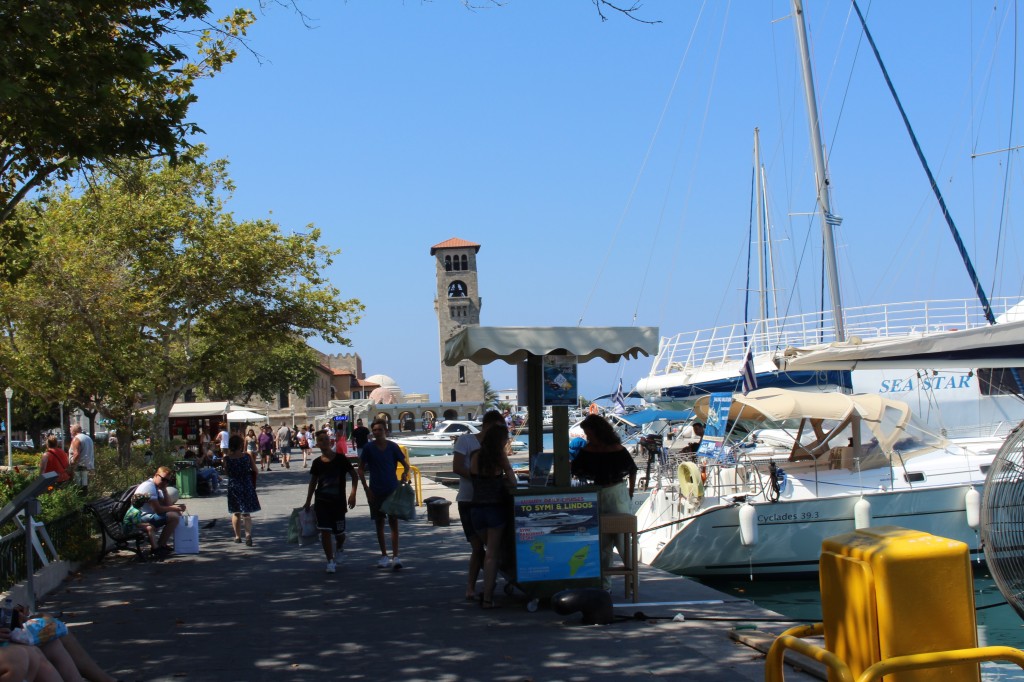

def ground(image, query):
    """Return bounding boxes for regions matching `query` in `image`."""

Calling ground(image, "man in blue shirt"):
[358,419,409,570]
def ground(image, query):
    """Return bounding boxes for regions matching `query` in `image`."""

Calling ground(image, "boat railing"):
[650,297,1020,376]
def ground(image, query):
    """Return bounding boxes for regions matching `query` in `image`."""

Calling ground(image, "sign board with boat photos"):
[696,392,733,460]
[512,489,601,592]
[542,354,578,407]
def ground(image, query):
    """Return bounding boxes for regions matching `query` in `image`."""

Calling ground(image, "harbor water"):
[708,571,1024,680]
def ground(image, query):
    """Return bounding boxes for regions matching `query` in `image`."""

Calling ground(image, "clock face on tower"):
[448,280,467,298]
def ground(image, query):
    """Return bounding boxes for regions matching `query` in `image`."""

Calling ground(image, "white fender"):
[739,503,758,547]
[965,487,981,529]
[854,497,872,529]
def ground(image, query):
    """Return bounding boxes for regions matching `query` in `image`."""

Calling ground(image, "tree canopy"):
[0,152,362,456]
[0,0,255,279]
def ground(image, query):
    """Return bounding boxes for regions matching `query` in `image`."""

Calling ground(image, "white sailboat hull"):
[638,482,983,579]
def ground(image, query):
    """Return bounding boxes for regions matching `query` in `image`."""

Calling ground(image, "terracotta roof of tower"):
[430,237,481,255]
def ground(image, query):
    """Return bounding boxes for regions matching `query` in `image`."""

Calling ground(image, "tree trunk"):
[80,407,97,439]
[149,389,177,454]
[116,412,134,467]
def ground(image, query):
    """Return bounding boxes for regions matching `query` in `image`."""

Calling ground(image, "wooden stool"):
[600,513,639,602]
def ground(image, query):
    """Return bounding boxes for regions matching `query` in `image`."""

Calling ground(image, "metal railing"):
[0,510,89,594]
[648,297,1021,377]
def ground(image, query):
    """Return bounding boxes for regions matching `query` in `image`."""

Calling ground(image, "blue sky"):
[188,0,1022,402]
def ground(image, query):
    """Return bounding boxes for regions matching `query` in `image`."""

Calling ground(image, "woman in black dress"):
[225,434,261,545]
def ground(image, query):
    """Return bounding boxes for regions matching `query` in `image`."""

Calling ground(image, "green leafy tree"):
[0,152,362,461]
[0,0,256,279]
[482,379,499,410]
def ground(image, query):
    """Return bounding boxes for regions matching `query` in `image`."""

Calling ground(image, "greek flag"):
[740,343,758,395]
[612,380,626,414]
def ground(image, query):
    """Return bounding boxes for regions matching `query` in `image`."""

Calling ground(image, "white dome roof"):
[365,374,398,387]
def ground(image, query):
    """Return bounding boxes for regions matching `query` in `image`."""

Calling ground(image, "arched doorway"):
[442,408,458,421]
[398,411,415,433]
[421,410,437,431]
[374,412,392,433]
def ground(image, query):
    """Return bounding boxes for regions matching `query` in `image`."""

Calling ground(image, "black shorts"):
[313,498,347,535]
[368,492,398,522]
[458,501,475,541]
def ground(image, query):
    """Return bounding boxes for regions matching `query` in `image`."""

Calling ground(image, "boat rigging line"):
[850,0,996,328]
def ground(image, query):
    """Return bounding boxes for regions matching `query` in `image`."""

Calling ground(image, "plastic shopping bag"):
[380,482,415,521]
[173,514,200,554]
[298,507,317,543]
[287,508,301,544]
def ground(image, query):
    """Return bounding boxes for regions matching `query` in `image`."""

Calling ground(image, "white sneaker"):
[325,560,336,574]
[376,555,392,569]
[392,556,403,570]
[334,550,343,566]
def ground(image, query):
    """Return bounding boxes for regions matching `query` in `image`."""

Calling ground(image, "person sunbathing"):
[1,605,118,681]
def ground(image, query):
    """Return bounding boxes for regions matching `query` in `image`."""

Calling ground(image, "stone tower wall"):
[434,245,484,403]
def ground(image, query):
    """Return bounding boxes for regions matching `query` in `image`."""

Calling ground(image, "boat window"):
[979,464,991,476]
[903,471,926,483]
[978,368,1024,396]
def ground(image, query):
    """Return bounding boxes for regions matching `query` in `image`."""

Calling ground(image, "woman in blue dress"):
[225,434,261,545]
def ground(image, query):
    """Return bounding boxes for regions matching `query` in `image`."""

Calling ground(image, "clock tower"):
[431,237,484,405]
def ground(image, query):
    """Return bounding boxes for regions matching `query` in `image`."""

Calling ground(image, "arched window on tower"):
[450,389,457,402]
[460,254,468,270]
[453,255,461,271]
[444,255,452,271]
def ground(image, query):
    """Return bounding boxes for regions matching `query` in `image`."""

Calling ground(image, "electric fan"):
[981,422,1024,621]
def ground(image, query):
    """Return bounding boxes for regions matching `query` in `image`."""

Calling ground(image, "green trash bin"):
[174,461,196,499]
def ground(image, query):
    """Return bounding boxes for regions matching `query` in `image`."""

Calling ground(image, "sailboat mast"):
[754,128,768,337]
[791,0,846,342]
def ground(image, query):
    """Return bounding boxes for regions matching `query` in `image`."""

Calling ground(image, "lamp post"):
[4,387,12,470]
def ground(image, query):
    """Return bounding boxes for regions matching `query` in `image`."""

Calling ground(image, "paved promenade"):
[39,465,818,681]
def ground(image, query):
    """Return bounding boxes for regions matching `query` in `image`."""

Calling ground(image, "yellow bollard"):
[820,526,979,682]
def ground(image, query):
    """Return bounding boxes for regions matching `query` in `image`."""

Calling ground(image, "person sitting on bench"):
[122,492,159,553]
[136,466,186,556]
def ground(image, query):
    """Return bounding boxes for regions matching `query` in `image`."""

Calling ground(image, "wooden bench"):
[85,495,149,563]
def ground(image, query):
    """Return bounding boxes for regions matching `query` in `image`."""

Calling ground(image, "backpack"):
[114,484,140,520]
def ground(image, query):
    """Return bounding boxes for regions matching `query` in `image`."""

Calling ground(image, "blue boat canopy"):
[621,410,693,426]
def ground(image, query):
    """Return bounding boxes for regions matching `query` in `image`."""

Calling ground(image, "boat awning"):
[693,388,915,457]
[443,326,660,366]
[774,319,1024,371]
[621,410,694,426]
[693,388,904,425]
